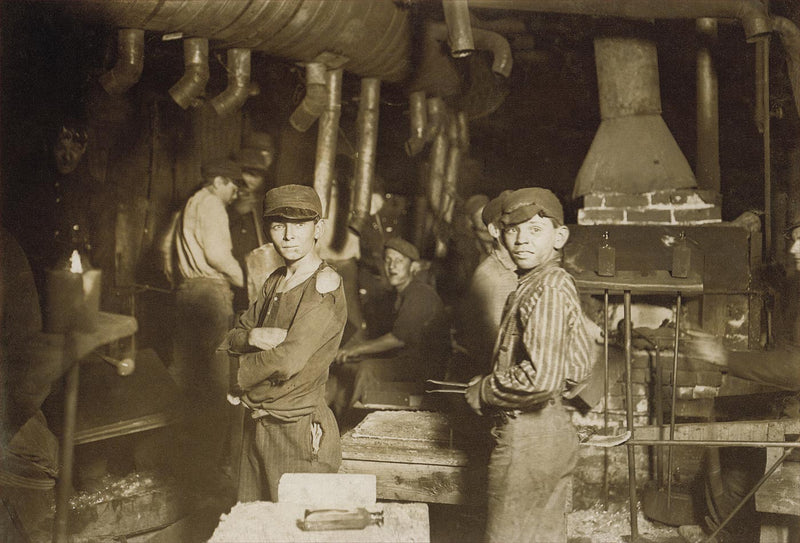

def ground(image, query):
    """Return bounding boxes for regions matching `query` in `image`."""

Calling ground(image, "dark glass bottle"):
[597,230,616,277]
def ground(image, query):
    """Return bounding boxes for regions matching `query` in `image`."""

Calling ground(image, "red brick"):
[578,208,626,225]
[629,368,650,383]
[603,193,650,207]
[626,208,673,224]
[673,206,721,223]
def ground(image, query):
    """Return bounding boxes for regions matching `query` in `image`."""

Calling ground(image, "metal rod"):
[704,437,800,543]
[623,290,638,540]
[760,37,772,261]
[603,289,610,510]
[654,347,663,487]
[53,336,80,543]
[666,292,682,509]
[629,439,800,448]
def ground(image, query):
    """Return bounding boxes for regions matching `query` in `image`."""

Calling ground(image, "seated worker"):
[331,238,450,417]
[222,184,347,503]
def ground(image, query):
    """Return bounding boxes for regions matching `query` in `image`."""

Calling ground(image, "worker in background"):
[331,238,450,422]
[452,190,517,381]
[7,118,115,305]
[222,184,347,502]
[170,158,245,482]
[464,188,594,543]
[229,144,274,312]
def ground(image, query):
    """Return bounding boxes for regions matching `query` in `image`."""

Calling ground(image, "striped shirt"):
[479,256,594,409]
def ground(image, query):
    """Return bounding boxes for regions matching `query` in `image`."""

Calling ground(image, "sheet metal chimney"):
[574,36,696,198]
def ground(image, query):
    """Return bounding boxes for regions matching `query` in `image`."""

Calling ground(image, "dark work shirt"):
[392,278,449,361]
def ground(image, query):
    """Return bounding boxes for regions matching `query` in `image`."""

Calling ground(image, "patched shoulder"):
[316,267,341,294]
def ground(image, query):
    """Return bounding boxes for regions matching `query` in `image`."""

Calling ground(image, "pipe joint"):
[100,28,145,95]
[290,62,329,132]
[443,0,475,58]
[472,27,513,78]
[169,38,210,110]
[210,48,251,116]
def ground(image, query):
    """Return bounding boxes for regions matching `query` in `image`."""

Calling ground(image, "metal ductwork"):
[313,68,343,217]
[210,48,251,116]
[466,0,772,40]
[443,0,475,58]
[69,0,411,83]
[350,78,381,233]
[696,18,720,192]
[574,36,697,198]
[169,38,210,110]
[772,16,800,119]
[99,28,144,95]
[291,62,328,132]
[427,97,449,218]
[405,90,428,156]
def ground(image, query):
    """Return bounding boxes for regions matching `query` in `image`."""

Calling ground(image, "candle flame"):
[69,250,83,273]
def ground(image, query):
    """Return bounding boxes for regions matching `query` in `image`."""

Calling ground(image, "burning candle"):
[44,249,102,333]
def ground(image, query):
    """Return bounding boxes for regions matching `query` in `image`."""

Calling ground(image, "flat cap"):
[482,190,513,227]
[202,158,243,181]
[384,237,420,262]
[263,184,322,220]
[501,187,564,227]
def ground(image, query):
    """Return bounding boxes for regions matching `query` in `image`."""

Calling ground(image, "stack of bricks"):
[578,189,721,225]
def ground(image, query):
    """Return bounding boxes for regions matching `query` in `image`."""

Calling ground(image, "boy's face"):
[384,248,414,290]
[268,217,321,263]
[54,133,87,174]
[502,214,568,271]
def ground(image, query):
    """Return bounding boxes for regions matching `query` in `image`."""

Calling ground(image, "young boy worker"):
[222,184,347,502]
[464,187,594,542]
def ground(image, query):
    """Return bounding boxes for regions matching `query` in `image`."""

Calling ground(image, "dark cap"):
[202,158,243,181]
[482,190,513,227]
[786,220,800,237]
[501,187,564,227]
[384,237,420,262]
[464,194,490,216]
[237,147,272,173]
[263,184,322,220]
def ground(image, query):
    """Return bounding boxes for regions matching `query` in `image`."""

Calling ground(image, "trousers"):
[485,400,578,543]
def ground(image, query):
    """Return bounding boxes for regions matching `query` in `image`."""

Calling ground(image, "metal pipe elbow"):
[290,63,328,132]
[100,28,144,95]
[211,48,251,116]
[471,27,513,78]
[169,38,210,110]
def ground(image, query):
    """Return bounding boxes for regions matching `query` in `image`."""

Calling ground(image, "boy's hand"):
[465,375,484,415]
[248,327,288,350]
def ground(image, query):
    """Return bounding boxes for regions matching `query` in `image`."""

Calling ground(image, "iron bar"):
[623,290,639,540]
[603,289,610,510]
[666,292,682,509]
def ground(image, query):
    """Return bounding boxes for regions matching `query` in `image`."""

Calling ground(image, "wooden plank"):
[340,434,469,467]
[755,463,800,515]
[635,419,800,442]
[340,459,466,505]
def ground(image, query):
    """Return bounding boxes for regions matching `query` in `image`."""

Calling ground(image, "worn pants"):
[485,400,578,543]
[172,278,234,468]
[237,403,341,502]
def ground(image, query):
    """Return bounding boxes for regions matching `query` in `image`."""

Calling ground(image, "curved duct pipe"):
[772,16,800,120]
[350,78,381,233]
[428,22,512,78]
[313,68,343,218]
[427,99,449,219]
[68,0,411,83]
[466,0,772,41]
[99,28,144,95]
[696,18,720,192]
[210,48,251,116]
[290,62,328,132]
[405,90,428,157]
[442,114,462,223]
[169,38,210,110]
[443,0,475,58]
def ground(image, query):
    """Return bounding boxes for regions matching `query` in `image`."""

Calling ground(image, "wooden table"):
[339,411,481,505]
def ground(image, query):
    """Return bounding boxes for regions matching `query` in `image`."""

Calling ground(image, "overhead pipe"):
[169,38,210,110]
[442,113,463,223]
[428,22,512,78]
[68,0,411,83]
[772,16,800,120]
[456,110,470,149]
[405,90,428,156]
[466,0,772,41]
[210,48,251,116]
[350,78,381,234]
[427,98,449,219]
[443,0,475,58]
[313,68,343,218]
[99,28,144,95]
[696,18,720,192]
[290,62,328,132]
[425,95,447,143]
